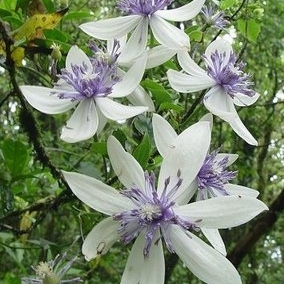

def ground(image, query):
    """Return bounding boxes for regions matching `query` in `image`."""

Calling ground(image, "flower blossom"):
[21,253,82,284]
[201,5,229,29]
[63,126,267,284]
[167,37,260,145]
[152,113,262,254]
[80,0,205,63]
[20,44,148,143]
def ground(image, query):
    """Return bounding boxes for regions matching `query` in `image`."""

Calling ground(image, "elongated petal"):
[80,15,141,39]
[127,85,155,111]
[170,226,242,284]
[228,114,258,146]
[96,106,108,134]
[233,92,260,107]
[225,184,259,198]
[201,228,227,255]
[174,195,268,229]
[146,45,176,69]
[82,217,119,261]
[121,232,164,284]
[111,54,147,98]
[167,69,214,93]
[20,86,75,114]
[60,99,98,143]
[152,113,178,158]
[216,153,238,166]
[205,38,233,65]
[177,50,208,77]
[158,121,211,205]
[150,15,190,50]
[118,18,148,63]
[66,46,92,72]
[62,171,132,215]
[156,0,206,21]
[107,136,145,191]
[96,97,148,120]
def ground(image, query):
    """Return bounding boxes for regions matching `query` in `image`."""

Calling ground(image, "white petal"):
[118,18,148,63]
[205,38,233,64]
[232,92,260,107]
[66,46,92,72]
[170,226,242,284]
[111,53,147,98]
[96,97,148,120]
[20,86,75,114]
[156,0,206,21]
[152,113,178,158]
[80,15,141,39]
[228,114,258,146]
[107,136,145,191]
[96,106,108,134]
[204,86,258,145]
[167,69,214,93]
[158,121,211,205]
[62,171,132,215]
[150,15,190,50]
[215,153,238,166]
[177,50,208,77]
[146,45,176,69]
[121,232,164,284]
[225,184,259,198]
[60,99,98,143]
[201,228,227,255]
[82,217,119,261]
[199,113,214,130]
[174,195,268,229]
[127,85,155,111]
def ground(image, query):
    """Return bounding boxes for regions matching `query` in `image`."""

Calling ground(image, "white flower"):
[167,38,260,145]
[20,45,148,143]
[80,0,206,62]
[21,253,82,284]
[63,127,268,284]
[152,113,262,254]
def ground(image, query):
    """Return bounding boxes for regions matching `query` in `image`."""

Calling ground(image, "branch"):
[228,188,284,267]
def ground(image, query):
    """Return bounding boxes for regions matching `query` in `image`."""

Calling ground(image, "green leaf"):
[43,28,69,42]
[237,18,261,43]
[141,79,172,106]
[91,142,107,156]
[2,139,30,178]
[188,30,203,42]
[158,102,183,113]
[63,11,93,21]
[133,134,151,168]
[220,0,237,9]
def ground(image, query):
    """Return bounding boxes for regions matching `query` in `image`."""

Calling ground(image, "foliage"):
[0,0,283,283]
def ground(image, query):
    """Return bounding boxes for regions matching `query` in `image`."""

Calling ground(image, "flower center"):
[54,43,121,101]
[204,50,255,99]
[114,171,198,257]
[117,0,173,16]
[197,149,237,199]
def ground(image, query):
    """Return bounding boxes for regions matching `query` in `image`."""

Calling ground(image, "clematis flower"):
[63,130,268,284]
[80,0,206,62]
[201,5,229,29]
[21,253,82,284]
[152,113,261,254]
[20,44,148,143]
[167,37,260,145]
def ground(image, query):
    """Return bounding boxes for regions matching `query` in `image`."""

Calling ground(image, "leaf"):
[11,7,68,42]
[133,134,151,168]
[237,18,261,43]
[141,79,172,106]
[1,139,30,178]
[220,0,237,9]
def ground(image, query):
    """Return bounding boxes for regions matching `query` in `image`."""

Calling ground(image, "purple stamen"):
[113,171,197,257]
[201,5,229,29]
[53,43,121,101]
[117,0,173,16]
[204,50,255,99]
[197,149,237,199]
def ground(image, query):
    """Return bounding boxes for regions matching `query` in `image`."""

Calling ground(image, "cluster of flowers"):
[21,1,267,283]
